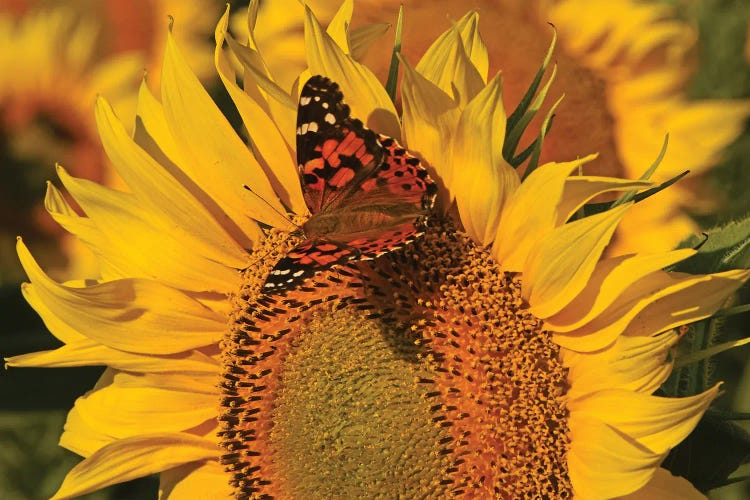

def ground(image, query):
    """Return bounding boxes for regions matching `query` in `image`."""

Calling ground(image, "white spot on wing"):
[300,96,311,106]
[308,121,318,133]
[293,270,305,277]
[322,102,329,109]
[324,113,336,124]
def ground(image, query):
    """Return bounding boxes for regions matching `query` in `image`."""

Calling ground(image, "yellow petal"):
[59,406,114,458]
[525,203,631,318]
[415,17,484,107]
[562,331,679,398]
[159,461,233,499]
[5,338,220,374]
[546,249,696,331]
[569,384,720,454]
[303,4,400,138]
[17,239,226,355]
[451,73,519,244]
[161,30,278,239]
[56,166,241,292]
[493,155,597,271]
[74,382,216,439]
[326,0,354,53]
[557,176,653,225]
[51,434,220,500]
[133,78,186,168]
[621,467,706,500]
[215,9,305,217]
[554,268,750,352]
[454,11,489,83]
[222,31,297,150]
[568,416,665,499]
[21,278,85,344]
[399,56,460,206]
[96,96,249,267]
[44,181,146,282]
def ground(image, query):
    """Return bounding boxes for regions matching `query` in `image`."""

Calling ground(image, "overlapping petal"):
[51,434,220,500]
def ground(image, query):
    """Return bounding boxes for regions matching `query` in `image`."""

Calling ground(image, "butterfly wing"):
[262,238,358,292]
[296,76,384,215]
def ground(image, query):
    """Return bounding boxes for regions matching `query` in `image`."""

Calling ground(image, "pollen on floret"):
[359,220,573,497]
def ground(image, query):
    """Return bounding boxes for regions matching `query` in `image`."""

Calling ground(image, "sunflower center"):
[220,220,572,498]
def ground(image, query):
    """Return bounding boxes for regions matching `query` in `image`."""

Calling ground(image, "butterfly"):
[262,75,437,293]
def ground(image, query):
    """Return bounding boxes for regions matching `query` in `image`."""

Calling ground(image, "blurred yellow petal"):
[350,22,391,61]
[59,406,115,458]
[451,73,518,244]
[303,4,400,138]
[51,434,220,500]
[454,10,489,82]
[525,204,631,318]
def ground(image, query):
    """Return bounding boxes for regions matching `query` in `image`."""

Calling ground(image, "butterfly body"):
[262,76,437,293]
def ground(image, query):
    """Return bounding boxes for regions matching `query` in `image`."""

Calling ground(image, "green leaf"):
[674,216,750,274]
[385,5,403,103]
[662,411,750,492]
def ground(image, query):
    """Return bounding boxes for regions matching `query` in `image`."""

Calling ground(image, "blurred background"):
[1,0,749,498]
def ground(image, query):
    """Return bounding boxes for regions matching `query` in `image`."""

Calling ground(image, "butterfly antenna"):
[243,184,301,231]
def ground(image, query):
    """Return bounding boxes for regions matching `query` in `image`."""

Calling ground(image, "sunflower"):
[253,0,750,256]
[7,3,749,499]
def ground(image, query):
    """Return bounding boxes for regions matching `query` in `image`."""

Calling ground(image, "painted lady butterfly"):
[262,75,437,293]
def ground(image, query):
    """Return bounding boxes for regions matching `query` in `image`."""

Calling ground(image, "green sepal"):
[581,170,690,218]
[505,25,556,135]
[674,216,750,274]
[385,5,403,103]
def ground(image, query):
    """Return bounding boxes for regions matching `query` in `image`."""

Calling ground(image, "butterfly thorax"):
[302,205,420,240]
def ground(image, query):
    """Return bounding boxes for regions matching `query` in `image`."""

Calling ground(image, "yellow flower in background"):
[253,0,750,256]
[0,0,219,283]
[6,3,749,499]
